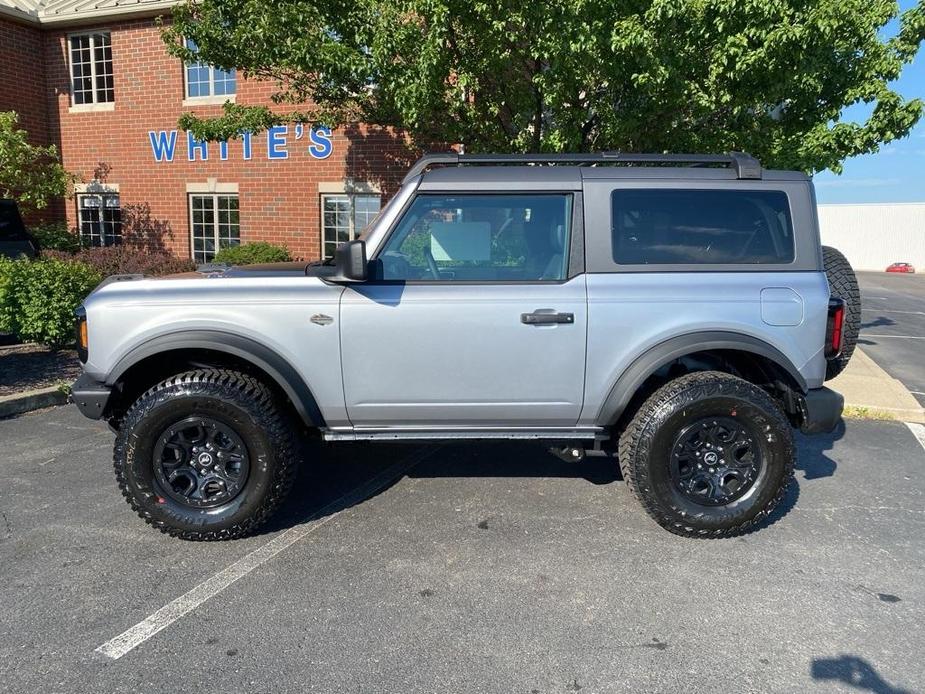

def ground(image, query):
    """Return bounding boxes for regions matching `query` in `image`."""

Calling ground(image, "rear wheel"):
[113,369,299,540]
[822,245,860,380]
[619,371,794,537]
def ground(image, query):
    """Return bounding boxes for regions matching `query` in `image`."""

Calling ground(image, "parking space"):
[857,271,925,406]
[1,406,924,693]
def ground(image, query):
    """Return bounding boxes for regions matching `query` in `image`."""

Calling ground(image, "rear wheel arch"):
[598,331,807,427]
[105,331,324,428]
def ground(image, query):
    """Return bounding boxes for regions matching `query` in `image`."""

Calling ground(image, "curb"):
[0,386,69,419]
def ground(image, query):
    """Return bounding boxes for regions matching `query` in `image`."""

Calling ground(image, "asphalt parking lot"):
[1,406,924,693]
[857,271,925,406]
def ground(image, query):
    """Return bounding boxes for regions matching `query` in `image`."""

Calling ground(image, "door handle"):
[521,310,575,325]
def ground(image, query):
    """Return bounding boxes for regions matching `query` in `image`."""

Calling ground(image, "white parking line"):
[860,334,925,340]
[861,308,925,316]
[95,446,439,660]
[906,423,925,454]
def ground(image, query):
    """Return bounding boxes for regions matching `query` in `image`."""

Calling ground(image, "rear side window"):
[611,189,794,265]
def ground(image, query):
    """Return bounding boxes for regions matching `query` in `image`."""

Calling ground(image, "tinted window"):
[611,189,794,265]
[379,194,571,281]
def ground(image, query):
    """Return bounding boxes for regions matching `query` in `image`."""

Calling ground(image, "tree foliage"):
[164,0,925,172]
[0,112,76,214]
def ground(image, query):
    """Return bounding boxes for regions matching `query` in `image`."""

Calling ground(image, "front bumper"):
[798,386,844,434]
[71,373,112,420]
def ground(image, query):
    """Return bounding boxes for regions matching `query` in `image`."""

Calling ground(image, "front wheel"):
[619,371,794,537]
[113,369,299,540]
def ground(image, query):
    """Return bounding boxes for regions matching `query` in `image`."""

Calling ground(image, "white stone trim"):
[186,179,238,194]
[75,181,119,193]
[68,102,115,113]
[182,95,236,107]
[318,180,381,194]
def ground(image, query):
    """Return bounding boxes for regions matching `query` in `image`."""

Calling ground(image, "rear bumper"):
[71,373,112,420]
[798,386,844,434]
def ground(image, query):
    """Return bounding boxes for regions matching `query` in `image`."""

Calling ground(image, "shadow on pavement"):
[812,655,914,694]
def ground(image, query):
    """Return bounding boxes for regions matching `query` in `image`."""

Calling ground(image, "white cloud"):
[814,177,902,188]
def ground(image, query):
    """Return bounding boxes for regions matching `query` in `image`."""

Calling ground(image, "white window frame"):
[189,192,240,263]
[68,30,114,108]
[77,192,122,247]
[320,192,381,259]
[183,39,237,103]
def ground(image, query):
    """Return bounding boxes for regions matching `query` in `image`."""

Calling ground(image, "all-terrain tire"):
[822,245,861,380]
[618,371,795,538]
[113,369,299,540]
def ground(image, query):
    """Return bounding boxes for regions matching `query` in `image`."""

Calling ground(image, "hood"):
[155,261,337,280]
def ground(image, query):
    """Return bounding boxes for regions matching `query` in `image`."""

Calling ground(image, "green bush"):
[212,242,291,265]
[0,256,102,347]
[31,222,81,252]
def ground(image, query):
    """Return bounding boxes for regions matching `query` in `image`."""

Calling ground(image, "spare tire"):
[822,246,861,380]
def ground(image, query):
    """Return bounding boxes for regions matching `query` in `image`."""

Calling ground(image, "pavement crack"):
[0,509,11,541]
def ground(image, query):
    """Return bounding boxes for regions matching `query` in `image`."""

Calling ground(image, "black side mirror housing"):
[331,240,368,282]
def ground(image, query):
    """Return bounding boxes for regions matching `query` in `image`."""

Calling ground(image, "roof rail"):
[401,151,762,184]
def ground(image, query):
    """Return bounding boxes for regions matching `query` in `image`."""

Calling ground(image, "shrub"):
[43,245,195,277]
[0,256,102,347]
[32,222,81,252]
[212,242,291,265]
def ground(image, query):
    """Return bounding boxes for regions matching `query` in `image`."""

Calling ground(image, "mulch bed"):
[0,343,81,397]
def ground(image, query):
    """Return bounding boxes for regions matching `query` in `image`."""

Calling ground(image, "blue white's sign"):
[147,126,333,163]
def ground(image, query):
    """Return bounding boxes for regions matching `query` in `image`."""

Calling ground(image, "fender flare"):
[107,330,325,427]
[596,331,807,425]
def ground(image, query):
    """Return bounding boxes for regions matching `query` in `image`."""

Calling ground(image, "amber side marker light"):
[75,306,88,363]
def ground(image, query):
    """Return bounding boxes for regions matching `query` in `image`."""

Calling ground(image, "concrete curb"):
[0,386,69,419]
[830,349,925,424]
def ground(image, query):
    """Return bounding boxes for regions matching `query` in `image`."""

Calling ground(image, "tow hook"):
[549,445,585,463]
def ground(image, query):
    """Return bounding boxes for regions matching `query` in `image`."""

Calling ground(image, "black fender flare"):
[107,330,324,426]
[596,331,807,425]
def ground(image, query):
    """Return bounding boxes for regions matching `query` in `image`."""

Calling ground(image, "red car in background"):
[886,262,916,273]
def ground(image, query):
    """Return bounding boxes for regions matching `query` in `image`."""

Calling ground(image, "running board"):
[322,427,606,442]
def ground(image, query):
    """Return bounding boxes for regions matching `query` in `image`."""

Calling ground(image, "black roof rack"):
[402,151,762,184]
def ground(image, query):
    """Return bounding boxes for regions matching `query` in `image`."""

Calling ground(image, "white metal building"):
[817,203,925,272]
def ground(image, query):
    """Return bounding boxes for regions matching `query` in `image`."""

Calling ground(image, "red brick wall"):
[0,17,49,145]
[42,17,417,260]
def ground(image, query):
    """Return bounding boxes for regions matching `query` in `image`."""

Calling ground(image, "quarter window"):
[611,189,794,265]
[184,39,236,98]
[77,193,121,247]
[190,194,240,263]
[321,193,381,259]
[69,32,114,105]
[378,194,572,281]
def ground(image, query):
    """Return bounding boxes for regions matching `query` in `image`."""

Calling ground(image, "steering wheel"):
[423,246,441,279]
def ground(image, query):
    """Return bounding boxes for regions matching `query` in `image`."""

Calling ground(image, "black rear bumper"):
[798,386,844,434]
[71,373,112,420]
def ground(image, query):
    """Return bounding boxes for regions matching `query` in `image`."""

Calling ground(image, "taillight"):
[825,298,845,358]
[75,305,88,363]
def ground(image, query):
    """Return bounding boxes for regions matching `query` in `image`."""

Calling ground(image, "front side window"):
[77,193,121,246]
[69,32,114,105]
[190,194,239,263]
[321,193,381,259]
[378,193,572,281]
[611,189,794,265]
[185,39,236,98]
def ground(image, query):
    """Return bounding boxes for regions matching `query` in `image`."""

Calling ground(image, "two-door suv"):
[72,152,858,539]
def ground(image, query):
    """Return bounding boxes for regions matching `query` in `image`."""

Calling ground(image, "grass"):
[842,405,896,421]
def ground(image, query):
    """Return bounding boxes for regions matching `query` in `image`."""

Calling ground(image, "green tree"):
[164,0,925,173]
[0,111,76,214]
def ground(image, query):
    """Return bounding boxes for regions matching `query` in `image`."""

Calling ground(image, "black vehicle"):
[0,199,39,260]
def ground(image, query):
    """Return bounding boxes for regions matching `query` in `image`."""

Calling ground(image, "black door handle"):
[521,311,575,325]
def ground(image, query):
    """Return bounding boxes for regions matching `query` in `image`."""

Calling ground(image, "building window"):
[184,39,236,98]
[69,32,114,105]
[190,194,240,263]
[321,194,381,259]
[77,193,121,247]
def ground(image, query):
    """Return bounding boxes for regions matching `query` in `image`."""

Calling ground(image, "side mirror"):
[331,239,368,282]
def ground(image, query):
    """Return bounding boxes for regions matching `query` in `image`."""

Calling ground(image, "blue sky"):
[813,0,924,204]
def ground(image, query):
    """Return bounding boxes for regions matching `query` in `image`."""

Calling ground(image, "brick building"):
[0,0,416,261]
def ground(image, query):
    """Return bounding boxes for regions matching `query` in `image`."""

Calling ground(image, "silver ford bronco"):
[72,152,859,540]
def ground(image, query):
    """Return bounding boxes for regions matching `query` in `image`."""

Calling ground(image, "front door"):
[339,191,587,428]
